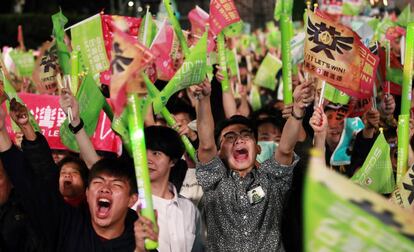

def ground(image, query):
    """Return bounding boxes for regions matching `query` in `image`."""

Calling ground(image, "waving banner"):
[4,93,121,153]
[304,11,379,98]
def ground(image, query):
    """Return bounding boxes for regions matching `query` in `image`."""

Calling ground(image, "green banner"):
[52,10,71,75]
[249,85,262,111]
[153,31,207,114]
[253,53,281,91]
[226,48,237,78]
[60,73,105,151]
[9,50,35,77]
[351,131,395,194]
[71,14,109,77]
[280,0,293,104]
[111,109,132,156]
[386,67,403,85]
[323,83,350,105]
[305,149,414,252]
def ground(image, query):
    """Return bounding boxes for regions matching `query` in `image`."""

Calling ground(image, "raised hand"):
[134,206,158,252]
[191,78,211,99]
[380,94,395,118]
[365,108,380,129]
[9,98,29,127]
[310,106,328,134]
[59,88,80,125]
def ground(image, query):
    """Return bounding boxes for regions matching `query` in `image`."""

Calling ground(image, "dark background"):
[0,0,308,50]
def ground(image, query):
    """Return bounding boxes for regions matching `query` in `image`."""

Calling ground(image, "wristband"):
[291,109,305,120]
[68,118,84,134]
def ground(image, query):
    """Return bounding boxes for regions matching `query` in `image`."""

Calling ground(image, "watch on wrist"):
[68,118,84,134]
[291,108,305,120]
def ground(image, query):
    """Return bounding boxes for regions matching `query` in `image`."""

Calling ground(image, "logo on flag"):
[307,17,354,60]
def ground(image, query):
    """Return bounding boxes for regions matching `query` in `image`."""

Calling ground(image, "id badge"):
[247,185,265,205]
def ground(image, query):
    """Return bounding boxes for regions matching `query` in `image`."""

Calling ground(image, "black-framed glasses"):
[222,129,254,144]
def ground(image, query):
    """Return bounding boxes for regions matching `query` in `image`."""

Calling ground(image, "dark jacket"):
[0,133,139,252]
[0,189,41,252]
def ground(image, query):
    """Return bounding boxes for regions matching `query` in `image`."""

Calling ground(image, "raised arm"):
[194,79,217,163]
[59,88,100,168]
[215,66,237,118]
[276,80,314,165]
[310,106,328,152]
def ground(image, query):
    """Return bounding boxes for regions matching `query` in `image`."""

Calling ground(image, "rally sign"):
[5,93,121,154]
[305,150,414,251]
[209,0,241,35]
[304,10,379,98]
[71,14,110,77]
[9,50,35,77]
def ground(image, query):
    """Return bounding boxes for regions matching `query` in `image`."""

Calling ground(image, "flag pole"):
[396,23,414,184]
[127,78,158,250]
[280,0,293,104]
[163,0,190,57]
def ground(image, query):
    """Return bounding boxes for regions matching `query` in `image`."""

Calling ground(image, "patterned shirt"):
[196,155,299,252]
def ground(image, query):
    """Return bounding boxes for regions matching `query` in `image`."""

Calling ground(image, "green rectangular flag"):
[387,67,403,85]
[9,50,35,77]
[52,10,71,75]
[305,149,414,252]
[253,52,281,91]
[351,131,395,194]
[71,14,109,77]
[226,49,237,78]
[323,83,350,105]
[60,73,105,151]
[153,31,208,114]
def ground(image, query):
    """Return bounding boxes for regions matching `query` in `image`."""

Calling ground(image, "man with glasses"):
[192,79,314,251]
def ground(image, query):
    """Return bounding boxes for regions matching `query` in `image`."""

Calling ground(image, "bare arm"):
[276,80,314,165]
[194,79,217,163]
[60,88,100,168]
[216,67,237,118]
[310,106,328,152]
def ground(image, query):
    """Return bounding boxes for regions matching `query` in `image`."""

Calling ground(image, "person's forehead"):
[174,112,190,121]
[222,123,250,135]
[258,122,279,131]
[93,173,128,184]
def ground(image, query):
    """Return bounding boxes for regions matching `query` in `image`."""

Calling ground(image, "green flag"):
[153,31,208,114]
[253,52,281,91]
[305,149,414,252]
[70,14,110,77]
[60,73,105,151]
[52,10,71,75]
[323,83,350,105]
[138,10,158,48]
[266,29,281,49]
[273,0,282,21]
[249,85,262,111]
[9,50,35,77]
[163,0,190,57]
[342,2,362,16]
[386,67,403,85]
[2,69,40,132]
[351,131,395,194]
[397,4,413,28]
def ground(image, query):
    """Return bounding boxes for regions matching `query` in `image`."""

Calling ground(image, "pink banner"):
[5,93,122,154]
[209,0,240,35]
[100,14,142,86]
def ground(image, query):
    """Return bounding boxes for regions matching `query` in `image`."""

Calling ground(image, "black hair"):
[145,126,185,162]
[168,99,196,121]
[88,158,137,195]
[57,156,89,187]
[214,115,257,148]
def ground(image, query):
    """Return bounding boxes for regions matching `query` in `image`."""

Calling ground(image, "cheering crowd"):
[1,1,414,251]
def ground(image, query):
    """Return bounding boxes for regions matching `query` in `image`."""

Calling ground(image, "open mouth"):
[233,148,249,161]
[63,180,72,188]
[96,198,112,218]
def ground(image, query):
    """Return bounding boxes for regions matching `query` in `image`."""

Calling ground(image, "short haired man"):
[193,79,313,251]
